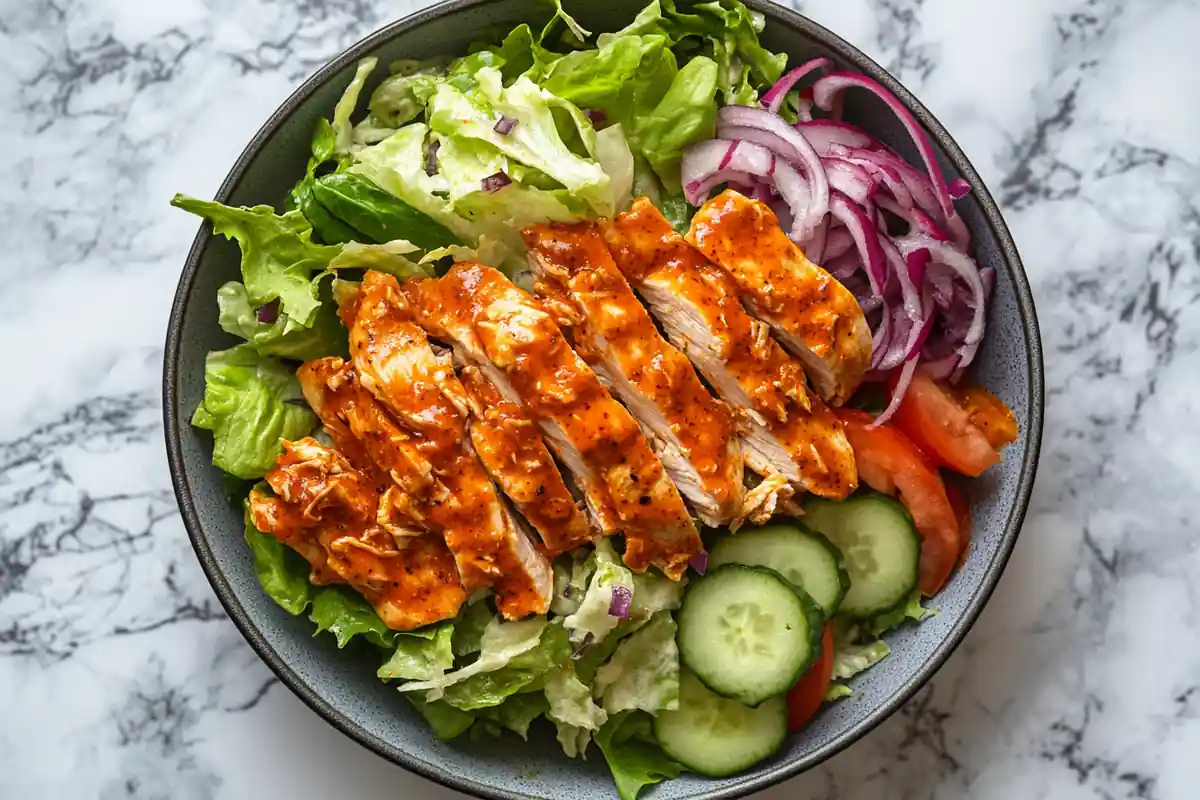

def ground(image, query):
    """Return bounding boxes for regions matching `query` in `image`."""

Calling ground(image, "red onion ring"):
[760,58,832,115]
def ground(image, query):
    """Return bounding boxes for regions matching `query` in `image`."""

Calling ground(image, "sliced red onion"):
[768,195,794,234]
[803,216,830,262]
[871,354,919,428]
[584,109,606,127]
[493,115,518,135]
[824,251,860,280]
[480,171,513,193]
[870,305,893,369]
[822,226,854,261]
[690,551,708,576]
[760,57,832,115]
[795,89,815,123]
[718,141,740,170]
[717,105,829,240]
[919,355,959,381]
[829,190,886,295]
[812,72,954,223]
[899,236,987,347]
[949,177,971,199]
[424,138,440,177]
[255,299,280,324]
[876,195,951,241]
[951,267,996,381]
[822,157,875,205]
[608,585,633,618]
[682,139,774,206]
[796,120,877,154]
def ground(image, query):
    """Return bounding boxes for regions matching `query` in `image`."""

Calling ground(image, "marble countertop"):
[3,0,1198,797]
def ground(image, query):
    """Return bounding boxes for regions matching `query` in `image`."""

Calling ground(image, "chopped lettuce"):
[552,550,596,617]
[326,239,432,279]
[545,664,609,758]
[825,683,853,702]
[867,590,934,636]
[191,344,317,479]
[367,59,449,129]
[309,586,397,649]
[595,711,683,800]
[832,638,890,680]
[475,692,550,740]
[242,503,311,615]
[216,281,347,360]
[594,125,636,214]
[630,569,686,618]
[408,695,476,741]
[379,624,455,681]
[452,597,495,657]
[594,612,680,714]
[564,539,635,646]
[333,57,378,155]
[172,196,342,328]
[441,622,571,710]
[310,172,463,251]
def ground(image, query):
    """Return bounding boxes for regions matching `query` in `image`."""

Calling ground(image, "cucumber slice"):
[653,669,787,777]
[677,565,822,705]
[708,523,850,617]
[803,495,919,617]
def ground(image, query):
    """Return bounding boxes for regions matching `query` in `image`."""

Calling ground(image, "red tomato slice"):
[944,481,972,564]
[837,409,961,595]
[787,624,834,732]
[952,384,1019,450]
[890,373,999,477]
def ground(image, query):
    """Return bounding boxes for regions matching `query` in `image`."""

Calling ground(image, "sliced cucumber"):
[803,495,919,618]
[653,668,787,777]
[677,564,822,706]
[708,523,850,618]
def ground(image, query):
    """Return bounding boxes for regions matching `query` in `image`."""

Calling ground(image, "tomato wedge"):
[944,481,972,563]
[837,409,961,595]
[952,384,1019,450]
[787,624,834,732]
[890,373,999,477]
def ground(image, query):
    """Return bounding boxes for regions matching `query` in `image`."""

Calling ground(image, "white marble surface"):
[2,0,1198,797]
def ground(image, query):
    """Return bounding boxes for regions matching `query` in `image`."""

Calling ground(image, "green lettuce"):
[242,503,311,615]
[593,612,680,714]
[367,59,449,129]
[551,550,596,617]
[333,57,378,155]
[309,586,397,649]
[595,711,683,800]
[326,239,433,280]
[440,622,571,711]
[310,172,463,251]
[378,624,455,681]
[452,597,495,657]
[172,195,342,328]
[191,344,317,479]
[216,281,347,360]
[867,590,934,636]
[397,616,547,700]
[832,638,890,680]
[474,692,550,740]
[564,539,635,645]
[545,663,609,758]
[408,695,476,741]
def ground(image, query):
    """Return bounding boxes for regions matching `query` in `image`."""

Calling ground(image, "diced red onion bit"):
[493,115,518,135]
[255,299,280,324]
[689,551,708,576]
[424,138,440,177]
[680,60,987,425]
[608,585,633,618]
[585,109,606,127]
[480,171,512,193]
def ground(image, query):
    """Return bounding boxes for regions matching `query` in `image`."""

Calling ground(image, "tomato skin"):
[837,409,961,595]
[787,624,835,732]
[952,384,1019,450]
[944,481,972,563]
[890,373,999,477]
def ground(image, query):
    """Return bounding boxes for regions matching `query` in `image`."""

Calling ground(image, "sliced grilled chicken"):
[405,263,702,580]
[459,365,597,555]
[605,197,858,502]
[298,354,552,619]
[248,440,466,630]
[687,190,871,406]
[522,221,745,528]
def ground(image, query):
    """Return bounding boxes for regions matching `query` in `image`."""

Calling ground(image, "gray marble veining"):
[2,0,1198,797]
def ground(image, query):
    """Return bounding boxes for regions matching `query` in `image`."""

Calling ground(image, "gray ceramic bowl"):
[164,1,1044,797]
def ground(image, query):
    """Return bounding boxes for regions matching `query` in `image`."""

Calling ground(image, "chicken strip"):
[405,263,702,579]
[459,365,597,555]
[248,440,466,630]
[606,197,858,503]
[300,353,552,620]
[522,221,745,528]
[687,190,871,406]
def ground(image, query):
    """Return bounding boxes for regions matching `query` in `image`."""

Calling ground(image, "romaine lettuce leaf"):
[474,692,550,740]
[440,622,572,710]
[367,59,449,128]
[867,590,933,636]
[594,125,636,214]
[564,539,635,646]
[378,623,455,681]
[593,612,680,715]
[452,597,495,657]
[326,239,432,280]
[309,586,396,650]
[408,695,476,741]
[551,550,596,616]
[397,616,547,700]
[630,568,686,617]
[216,281,347,360]
[595,711,683,800]
[832,638,890,681]
[172,196,342,328]
[242,502,311,615]
[636,55,719,191]
[311,172,463,251]
[333,57,378,155]
[191,344,317,479]
[544,663,608,758]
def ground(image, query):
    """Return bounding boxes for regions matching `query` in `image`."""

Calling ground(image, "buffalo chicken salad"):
[173,1,1019,796]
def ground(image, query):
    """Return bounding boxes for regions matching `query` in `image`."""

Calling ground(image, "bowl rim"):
[163,1,1045,797]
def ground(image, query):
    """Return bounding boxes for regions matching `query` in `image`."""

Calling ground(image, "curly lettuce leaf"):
[242,501,312,615]
[379,623,455,681]
[595,711,683,800]
[191,344,317,479]
[309,586,396,650]
[172,195,341,327]
[216,281,347,360]
[545,664,608,758]
[593,612,680,715]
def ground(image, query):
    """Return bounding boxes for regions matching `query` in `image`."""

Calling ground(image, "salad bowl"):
[163,0,1044,797]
